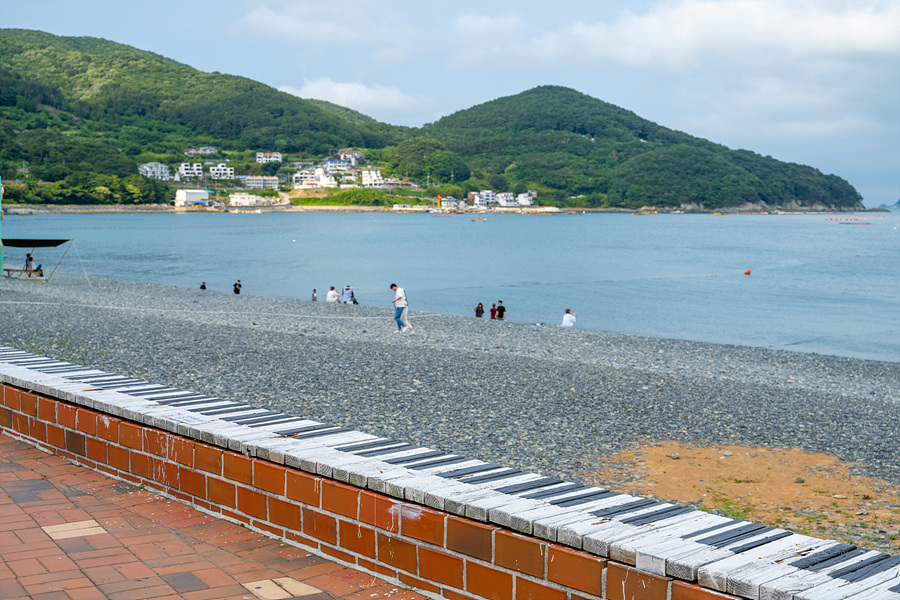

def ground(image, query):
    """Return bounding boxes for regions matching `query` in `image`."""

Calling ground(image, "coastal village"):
[139,147,545,212]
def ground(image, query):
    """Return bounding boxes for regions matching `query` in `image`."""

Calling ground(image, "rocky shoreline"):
[0,273,897,492]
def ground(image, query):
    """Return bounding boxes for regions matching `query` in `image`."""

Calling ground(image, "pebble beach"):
[1,272,897,490]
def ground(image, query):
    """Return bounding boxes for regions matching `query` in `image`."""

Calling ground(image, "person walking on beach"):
[391,283,414,333]
[496,301,506,321]
[490,303,497,319]
[326,286,341,302]
[311,289,317,301]
[233,280,242,294]
[475,303,484,318]
[561,308,576,328]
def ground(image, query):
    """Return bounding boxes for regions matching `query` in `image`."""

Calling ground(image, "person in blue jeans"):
[390,283,414,333]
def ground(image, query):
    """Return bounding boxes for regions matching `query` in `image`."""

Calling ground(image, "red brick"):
[607,562,671,600]
[143,429,167,457]
[398,572,441,594]
[447,516,495,561]
[494,530,546,578]
[65,430,86,456]
[2,386,21,410]
[222,452,252,485]
[338,521,376,558]
[20,392,37,416]
[153,458,179,489]
[286,469,320,506]
[254,519,284,538]
[359,491,401,532]
[321,545,356,563]
[37,397,56,421]
[107,445,130,471]
[672,580,740,600]
[401,505,445,545]
[207,477,237,509]
[46,423,66,449]
[12,412,29,435]
[515,577,566,600]
[253,460,285,494]
[168,436,193,466]
[322,480,360,518]
[466,561,513,600]
[237,486,267,519]
[0,406,11,428]
[179,466,207,499]
[85,437,106,463]
[547,545,606,596]
[118,422,142,450]
[443,590,478,600]
[75,409,97,435]
[268,497,302,531]
[193,444,223,475]
[418,546,463,589]
[130,451,152,479]
[57,402,77,428]
[376,533,417,574]
[303,507,337,544]
[97,415,118,442]
[30,418,46,442]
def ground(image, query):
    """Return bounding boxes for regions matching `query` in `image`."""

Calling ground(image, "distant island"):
[0,28,864,213]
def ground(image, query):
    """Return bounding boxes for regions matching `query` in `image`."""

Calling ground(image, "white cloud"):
[279,78,423,119]
[241,2,392,44]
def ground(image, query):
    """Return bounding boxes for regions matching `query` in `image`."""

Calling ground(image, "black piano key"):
[88,379,149,389]
[292,427,350,440]
[35,365,88,374]
[410,455,471,470]
[127,387,181,397]
[156,395,217,405]
[790,543,857,570]
[551,489,617,507]
[459,469,522,485]
[248,417,305,429]
[829,553,893,580]
[840,555,900,583]
[591,498,659,518]
[437,463,502,479]
[696,523,770,547]
[197,404,258,416]
[889,582,900,593]
[806,548,868,572]
[226,410,279,423]
[522,483,586,500]
[384,450,446,465]
[727,530,794,554]
[275,423,333,436]
[496,476,563,495]
[620,505,692,526]
[357,443,417,457]
[11,359,59,367]
[337,439,397,453]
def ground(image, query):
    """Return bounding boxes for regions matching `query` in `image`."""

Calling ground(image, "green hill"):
[0,29,863,211]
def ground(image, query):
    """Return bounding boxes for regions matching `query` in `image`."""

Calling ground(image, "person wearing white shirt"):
[325,286,341,303]
[561,309,576,328]
[390,283,414,333]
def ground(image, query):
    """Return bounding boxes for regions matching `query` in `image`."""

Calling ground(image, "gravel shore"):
[1,273,897,488]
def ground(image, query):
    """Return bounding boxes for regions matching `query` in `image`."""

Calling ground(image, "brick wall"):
[0,382,739,600]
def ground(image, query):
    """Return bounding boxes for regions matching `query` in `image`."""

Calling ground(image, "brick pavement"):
[0,433,428,600]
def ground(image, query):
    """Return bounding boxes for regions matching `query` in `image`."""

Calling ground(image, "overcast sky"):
[4,0,898,206]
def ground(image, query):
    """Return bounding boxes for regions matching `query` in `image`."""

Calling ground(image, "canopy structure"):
[1,237,74,282]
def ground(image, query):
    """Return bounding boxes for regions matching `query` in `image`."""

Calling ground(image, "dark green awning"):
[2,238,71,248]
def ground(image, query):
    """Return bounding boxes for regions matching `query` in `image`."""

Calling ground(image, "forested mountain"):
[0,29,863,211]
[422,86,863,210]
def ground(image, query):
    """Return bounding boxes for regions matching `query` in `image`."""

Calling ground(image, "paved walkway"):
[0,433,428,600]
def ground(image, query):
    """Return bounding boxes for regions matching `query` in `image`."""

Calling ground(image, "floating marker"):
[744,269,751,275]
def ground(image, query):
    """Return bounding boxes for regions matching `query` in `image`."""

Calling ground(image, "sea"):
[2,210,898,362]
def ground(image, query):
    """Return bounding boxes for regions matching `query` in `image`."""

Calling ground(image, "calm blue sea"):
[2,210,898,362]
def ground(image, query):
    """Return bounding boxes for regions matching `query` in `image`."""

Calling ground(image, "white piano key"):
[536,493,641,542]
[840,575,900,600]
[610,510,722,565]
[698,533,814,592]
[489,497,554,533]
[793,557,900,600]
[633,514,743,576]
[725,540,849,600]
[760,549,889,600]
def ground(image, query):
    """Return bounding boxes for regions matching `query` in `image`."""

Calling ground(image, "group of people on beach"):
[473,301,506,320]
[312,285,358,304]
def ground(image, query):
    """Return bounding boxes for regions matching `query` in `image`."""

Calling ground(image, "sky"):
[3,0,899,206]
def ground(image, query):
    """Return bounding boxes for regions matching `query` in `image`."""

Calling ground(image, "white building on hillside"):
[246,176,280,189]
[178,163,204,179]
[209,163,235,180]
[292,167,337,188]
[516,192,536,206]
[229,192,271,206]
[497,192,517,207]
[174,189,209,207]
[321,159,352,173]
[360,168,384,188]
[473,190,496,207]
[138,162,172,181]
[256,152,283,164]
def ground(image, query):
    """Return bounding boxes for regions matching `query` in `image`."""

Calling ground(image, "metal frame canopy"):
[1,238,74,282]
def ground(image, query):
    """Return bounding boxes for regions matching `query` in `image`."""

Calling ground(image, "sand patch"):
[585,441,899,552]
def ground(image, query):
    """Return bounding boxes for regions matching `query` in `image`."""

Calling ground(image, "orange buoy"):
[744,269,751,275]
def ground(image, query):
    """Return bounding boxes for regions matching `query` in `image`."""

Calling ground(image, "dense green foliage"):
[292,188,390,206]
[0,29,863,210]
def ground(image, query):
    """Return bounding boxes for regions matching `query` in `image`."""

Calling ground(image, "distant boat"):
[472,218,487,222]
